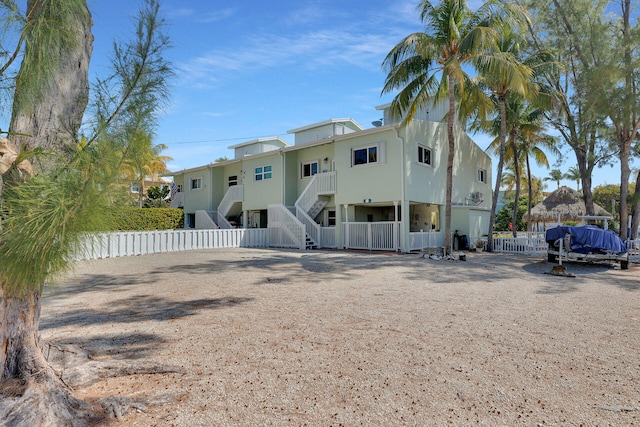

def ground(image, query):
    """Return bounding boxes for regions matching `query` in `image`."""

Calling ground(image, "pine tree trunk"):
[0,291,95,426]
[0,1,95,424]
[9,0,93,166]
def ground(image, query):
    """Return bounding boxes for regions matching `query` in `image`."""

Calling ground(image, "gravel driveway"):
[41,248,639,426]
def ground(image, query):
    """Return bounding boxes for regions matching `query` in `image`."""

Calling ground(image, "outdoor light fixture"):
[363,198,372,203]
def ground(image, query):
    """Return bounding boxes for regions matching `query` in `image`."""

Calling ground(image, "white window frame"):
[190,177,203,190]
[255,165,272,181]
[301,161,319,178]
[477,168,487,183]
[351,143,380,167]
[130,183,141,193]
[417,144,433,167]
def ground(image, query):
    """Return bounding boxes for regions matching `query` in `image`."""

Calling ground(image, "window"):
[327,210,336,226]
[176,184,183,193]
[352,145,378,166]
[255,165,272,181]
[418,145,432,166]
[190,177,202,190]
[228,175,238,187]
[130,183,141,193]
[301,161,319,178]
[477,168,487,183]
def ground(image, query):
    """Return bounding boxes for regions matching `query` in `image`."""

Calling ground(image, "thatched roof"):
[524,186,611,222]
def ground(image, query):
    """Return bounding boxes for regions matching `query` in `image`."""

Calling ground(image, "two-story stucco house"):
[169,102,492,253]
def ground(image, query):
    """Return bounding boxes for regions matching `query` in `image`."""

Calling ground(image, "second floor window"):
[301,161,319,178]
[191,177,202,190]
[255,165,272,181]
[477,168,486,183]
[352,145,378,166]
[418,145,432,166]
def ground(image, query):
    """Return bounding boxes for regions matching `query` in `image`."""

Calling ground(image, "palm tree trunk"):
[487,96,508,252]
[526,155,533,232]
[443,75,455,256]
[510,131,520,238]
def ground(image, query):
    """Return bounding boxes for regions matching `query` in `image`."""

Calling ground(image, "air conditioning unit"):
[471,192,483,203]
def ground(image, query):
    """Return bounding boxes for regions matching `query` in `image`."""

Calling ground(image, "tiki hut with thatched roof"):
[524,186,611,231]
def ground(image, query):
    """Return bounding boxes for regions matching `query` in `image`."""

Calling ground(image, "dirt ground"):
[40,248,640,426]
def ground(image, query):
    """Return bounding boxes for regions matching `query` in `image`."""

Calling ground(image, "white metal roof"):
[286,118,364,134]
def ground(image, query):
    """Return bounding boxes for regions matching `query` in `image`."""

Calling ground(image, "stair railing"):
[217,185,243,229]
[294,172,336,247]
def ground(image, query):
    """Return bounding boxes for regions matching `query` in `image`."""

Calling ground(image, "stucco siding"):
[183,167,211,212]
[242,153,283,210]
[334,129,401,206]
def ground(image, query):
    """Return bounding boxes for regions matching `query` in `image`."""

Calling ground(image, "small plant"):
[474,240,485,250]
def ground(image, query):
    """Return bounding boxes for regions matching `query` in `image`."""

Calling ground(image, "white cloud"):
[195,8,236,23]
[178,29,398,86]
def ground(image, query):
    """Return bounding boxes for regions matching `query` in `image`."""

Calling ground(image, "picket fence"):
[74,229,640,264]
[75,229,268,261]
[492,236,640,264]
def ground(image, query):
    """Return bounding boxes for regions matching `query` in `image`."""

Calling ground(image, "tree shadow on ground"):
[40,294,252,330]
[44,332,164,360]
[152,250,408,283]
[44,273,160,302]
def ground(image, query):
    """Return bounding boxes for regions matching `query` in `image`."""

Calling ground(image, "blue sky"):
[88,0,622,189]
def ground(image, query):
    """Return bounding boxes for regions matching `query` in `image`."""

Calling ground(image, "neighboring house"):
[129,176,172,198]
[168,102,493,252]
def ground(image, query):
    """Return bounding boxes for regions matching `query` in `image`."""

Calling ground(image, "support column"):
[343,204,349,249]
[394,201,399,251]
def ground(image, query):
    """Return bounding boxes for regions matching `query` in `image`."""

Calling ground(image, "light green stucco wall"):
[182,166,212,213]
[333,128,402,206]
[242,152,283,211]
[404,121,492,209]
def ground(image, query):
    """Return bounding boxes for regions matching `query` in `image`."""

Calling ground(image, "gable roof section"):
[286,118,364,135]
[227,136,289,150]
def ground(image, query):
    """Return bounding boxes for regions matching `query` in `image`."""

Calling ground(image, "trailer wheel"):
[621,260,629,270]
[547,253,556,263]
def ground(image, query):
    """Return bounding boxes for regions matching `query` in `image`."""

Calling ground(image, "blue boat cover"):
[545,225,627,254]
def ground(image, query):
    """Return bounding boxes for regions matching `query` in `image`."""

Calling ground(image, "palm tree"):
[471,22,538,247]
[486,98,555,235]
[381,0,506,255]
[565,166,581,191]
[513,102,557,232]
[544,169,564,189]
[121,130,172,207]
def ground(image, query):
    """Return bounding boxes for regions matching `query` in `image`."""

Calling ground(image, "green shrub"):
[110,208,183,230]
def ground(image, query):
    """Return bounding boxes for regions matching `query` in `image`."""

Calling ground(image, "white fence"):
[409,231,443,251]
[492,237,548,256]
[493,236,640,263]
[267,204,306,250]
[627,239,640,263]
[321,227,337,248]
[343,222,398,251]
[75,228,268,261]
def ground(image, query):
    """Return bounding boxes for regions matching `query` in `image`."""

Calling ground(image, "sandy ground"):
[39,248,640,426]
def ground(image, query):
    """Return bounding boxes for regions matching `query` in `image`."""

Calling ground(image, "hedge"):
[111,208,184,231]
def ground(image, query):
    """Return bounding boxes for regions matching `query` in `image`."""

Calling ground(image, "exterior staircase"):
[217,185,243,229]
[305,234,318,250]
[295,172,336,248]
